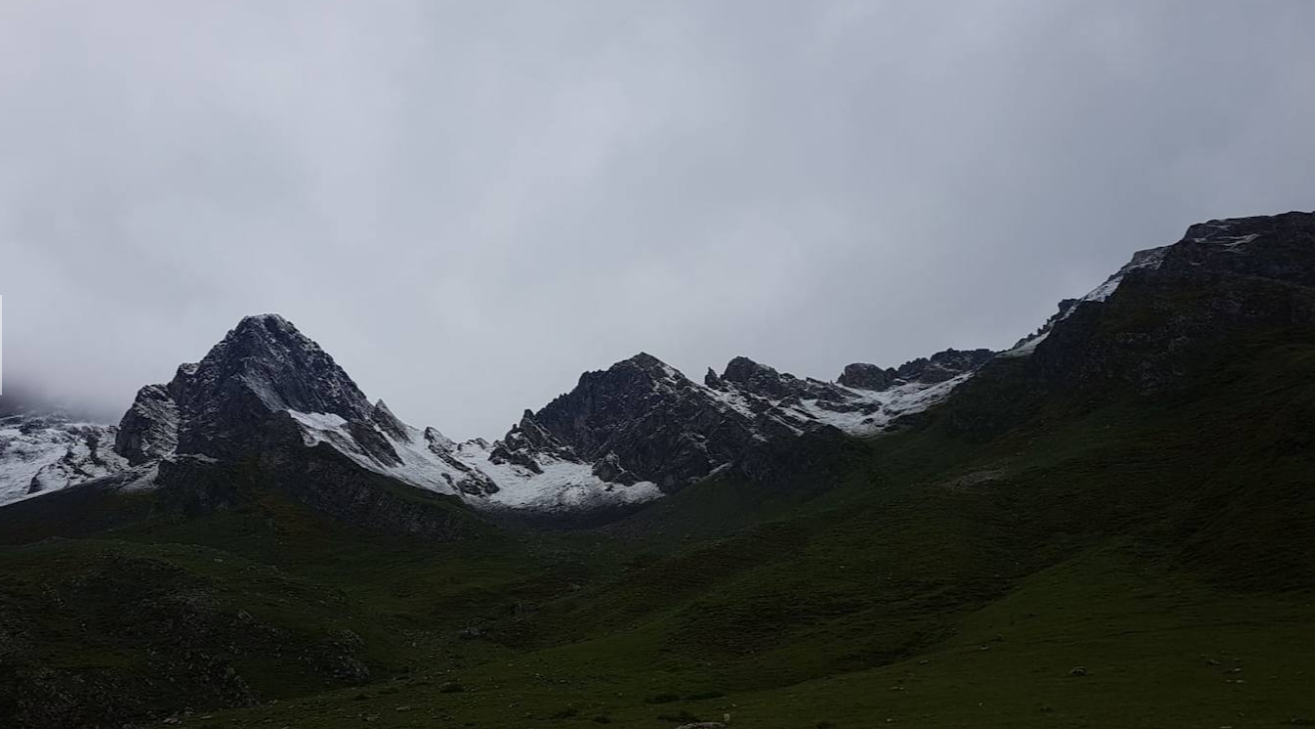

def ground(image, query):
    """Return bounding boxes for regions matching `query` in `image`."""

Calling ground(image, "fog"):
[2,1,1313,437]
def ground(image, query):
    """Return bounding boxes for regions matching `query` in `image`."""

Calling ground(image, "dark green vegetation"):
[4,327,1315,727]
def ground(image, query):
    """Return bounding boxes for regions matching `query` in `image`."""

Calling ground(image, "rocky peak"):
[109,315,378,463]
[370,400,411,443]
[512,411,572,453]
[506,342,990,494]
[719,356,866,404]
[704,367,726,390]
[895,349,996,384]
[837,362,896,391]
[508,353,755,491]
[489,410,580,474]
[720,356,797,399]
[623,351,673,374]
[534,355,683,450]
[194,314,372,419]
[1007,209,1315,391]
[5,310,1002,514]
[424,426,456,452]
[720,355,775,383]
[507,410,577,456]
[173,315,373,459]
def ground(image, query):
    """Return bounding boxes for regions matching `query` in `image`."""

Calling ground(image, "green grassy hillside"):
[3,330,1315,728]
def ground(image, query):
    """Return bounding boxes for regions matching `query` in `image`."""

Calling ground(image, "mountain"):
[6,211,1311,520]
[0,317,992,516]
[3,211,1311,522]
[1,209,1314,729]
[502,347,992,496]
[1029,211,1315,387]
[102,315,659,514]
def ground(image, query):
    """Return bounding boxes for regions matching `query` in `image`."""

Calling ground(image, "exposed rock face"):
[839,350,993,390]
[173,314,375,460]
[113,315,378,465]
[90,315,662,515]
[838,362,894,391]
[101,315,494,531]
[894,349,996,384]
[115,383,179,465]
[1162,212,1315,284]
[6,208,1310,519]
[4,317,995,515]
[1007,210,1315,392]
[526,353,761,492]
[591,452,640,485]
[720,356,800,399]
[488,410,579,472]
[499,347,993,494]
[370,400,412,443]
[3,313,992,514]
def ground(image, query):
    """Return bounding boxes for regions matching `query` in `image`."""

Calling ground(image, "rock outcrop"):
[498,347,992,494]
[115,382,180,465]
[1004,210,1315,393]
[4,311,998,514]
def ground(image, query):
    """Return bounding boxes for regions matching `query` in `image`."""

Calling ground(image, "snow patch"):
[1002,331,1050,358]
[792,374,974,434]
[288,409,467,496]
[0,418,129,506]
[287,409,663,511]
[699,372,973,437]
[1077,246,1170,305]
[452,440,662,510]
[1218,233,1260,251]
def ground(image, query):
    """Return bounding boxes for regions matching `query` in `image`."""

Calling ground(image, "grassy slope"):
[183,332,1315,727]
[3,331,1315,727]
[0,491,631,727]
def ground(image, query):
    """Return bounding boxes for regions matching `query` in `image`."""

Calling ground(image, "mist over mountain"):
[0,382,121,423]
[3,2,1314,437]
[5,208,1312,516]
[4,3,1315,728]
[3,208,1315,728]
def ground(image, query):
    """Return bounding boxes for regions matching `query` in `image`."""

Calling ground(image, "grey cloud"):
[1,0,1313,437]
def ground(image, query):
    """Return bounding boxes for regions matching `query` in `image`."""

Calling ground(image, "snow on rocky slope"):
[0,314,993,511]
[1004,212,1315,360]
[0,413,130,504]
[0,316,991,511]
[1004,245,1172,357]
[114,314,669,511]
[478,349,994,495]
[6,212,1312,512]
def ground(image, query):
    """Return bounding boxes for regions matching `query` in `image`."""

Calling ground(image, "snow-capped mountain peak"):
[0,319,991,513]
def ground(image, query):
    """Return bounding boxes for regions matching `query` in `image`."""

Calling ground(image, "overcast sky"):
[1,1,1313,437]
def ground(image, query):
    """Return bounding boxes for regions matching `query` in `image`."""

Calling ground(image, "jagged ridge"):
[9,209,1310,516]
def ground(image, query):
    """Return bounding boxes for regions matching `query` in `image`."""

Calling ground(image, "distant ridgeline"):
[2,211,1315,729]
[0,210,1312,526]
